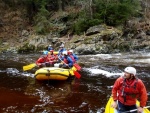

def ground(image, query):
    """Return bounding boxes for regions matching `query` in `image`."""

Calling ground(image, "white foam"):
[22,73,35,77]
[90,53,150,64]
[85,68,123,77]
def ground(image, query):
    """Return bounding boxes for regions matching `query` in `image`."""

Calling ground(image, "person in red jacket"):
[111,67,148,113]
[47,50,58,66]
[36,50,56,68]
[36,55,48,67]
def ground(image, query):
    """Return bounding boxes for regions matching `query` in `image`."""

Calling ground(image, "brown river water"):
[0,52,150,113]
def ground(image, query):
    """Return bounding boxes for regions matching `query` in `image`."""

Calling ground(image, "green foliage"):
[93,0,141,26]
[72,8,103,35]
[73,19,88,35]
[2,0,27,7]
[73,18,102,35]
[17,43,35,53]
[34,20,52,35]
[3,0,142,35]
[88,19,103,26]
[73,0,141,34]
[33,0,52,34]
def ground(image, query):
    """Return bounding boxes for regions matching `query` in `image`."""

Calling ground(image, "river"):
[0,52,150,113]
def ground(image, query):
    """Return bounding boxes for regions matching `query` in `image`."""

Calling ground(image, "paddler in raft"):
[36,50,58,68]
[68,49,78,63]
[59,51,74,69]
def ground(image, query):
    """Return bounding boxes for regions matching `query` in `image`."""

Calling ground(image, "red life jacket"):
[36,56,48,65]
[47,54,56,61]
[63,57,68,64]
[37,57,45,63]
[69,55,75,63]
[118,77,139,103]
[112,76,147,106]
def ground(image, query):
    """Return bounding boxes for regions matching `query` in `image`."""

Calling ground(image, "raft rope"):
[46,69,50,85]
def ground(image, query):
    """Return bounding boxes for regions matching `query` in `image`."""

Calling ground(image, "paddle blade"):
[73,71,81,79]
[72,66,77,71]
[73,63,81,71]
[23,63,36,71]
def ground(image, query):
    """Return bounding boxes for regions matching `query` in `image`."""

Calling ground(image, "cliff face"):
[0,1,33,51]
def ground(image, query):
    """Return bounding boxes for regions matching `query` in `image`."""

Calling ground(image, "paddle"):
[121,106,150,113]
[73,63,81,71]
[73,71,81,79]
[58,57,81,79]
[23,63,37,71]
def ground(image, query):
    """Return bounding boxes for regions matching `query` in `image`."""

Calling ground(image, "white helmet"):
[62,51,68,55]
[60,45,64,48]
[49,45,51,46]
[124,67,136,76]
[69,50,73,53]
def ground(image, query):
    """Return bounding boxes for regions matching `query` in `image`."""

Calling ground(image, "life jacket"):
[118,77,139,103]
[36,55,49,65]
[69,55,75,63]
[37,56,45,63]
[58,54,63,59]
[63,57,69,64]
[47,54,56,61]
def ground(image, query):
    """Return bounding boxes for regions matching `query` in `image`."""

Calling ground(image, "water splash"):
[84,68,123,77]
[6,68,19,75]
[21,72,35,77]
[5,68,35,77]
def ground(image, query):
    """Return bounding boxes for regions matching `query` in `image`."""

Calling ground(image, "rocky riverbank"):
[1,23,150,55]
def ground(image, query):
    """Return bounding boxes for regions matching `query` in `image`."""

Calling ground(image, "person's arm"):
[67,57,73,67]
[111,77,121,108]
[112,77,121,101]
[73,54,78,61]
[138,80,148,107]
[111,100,118,108]
[134,79,147,113]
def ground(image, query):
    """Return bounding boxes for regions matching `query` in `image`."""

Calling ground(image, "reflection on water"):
[0,87,40,111]
[0,52,150,112]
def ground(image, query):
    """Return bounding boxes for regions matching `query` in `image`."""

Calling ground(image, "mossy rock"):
[17,43,35,53]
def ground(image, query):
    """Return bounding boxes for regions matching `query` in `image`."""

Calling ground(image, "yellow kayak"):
[105,97,150,113]
[35,67,76,80]
[53,51,58,55]
[43,50,58,55]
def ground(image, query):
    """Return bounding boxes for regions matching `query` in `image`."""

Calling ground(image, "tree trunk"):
[58,0,62,11]
[89,0,93,19]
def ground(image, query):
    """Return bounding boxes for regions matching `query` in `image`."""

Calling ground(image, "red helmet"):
[67,51,71,55]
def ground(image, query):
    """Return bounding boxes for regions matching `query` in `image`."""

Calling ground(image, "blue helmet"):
[43,51,48,55]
